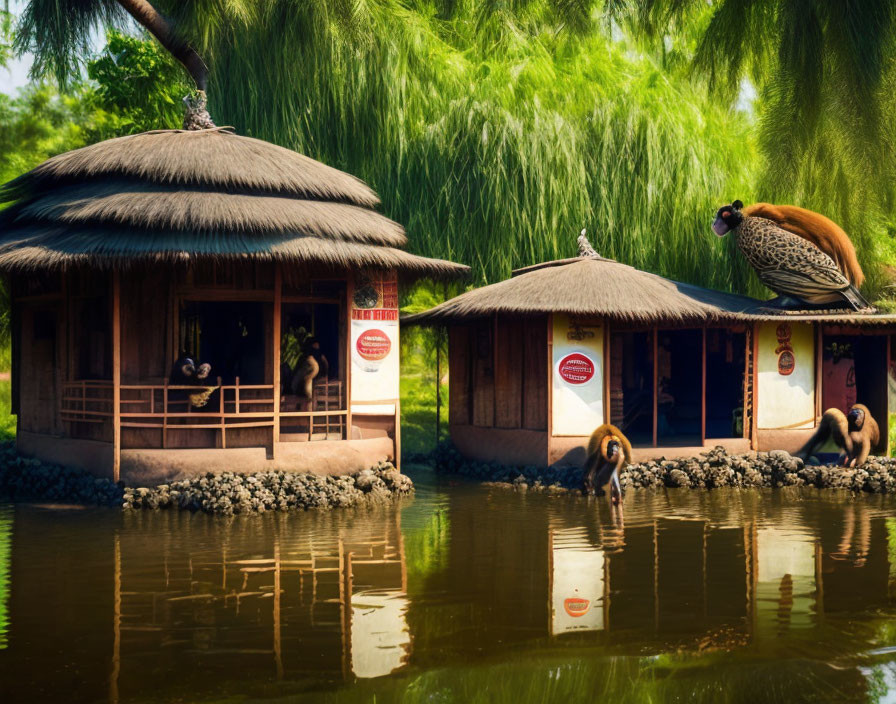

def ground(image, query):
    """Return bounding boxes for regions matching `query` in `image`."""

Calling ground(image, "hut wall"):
[17,302,64,436]
[447,316,549,466]
[551,314,604,436]
[756,321,816,430]
[121,270,171,384]
[471,320,495,427]
[448,316,548,432]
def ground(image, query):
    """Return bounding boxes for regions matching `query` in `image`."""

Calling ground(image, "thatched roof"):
[404,253,896,326]
[0,127,468,278]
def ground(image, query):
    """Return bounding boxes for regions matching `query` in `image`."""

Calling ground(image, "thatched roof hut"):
[405,251,896,327]
[405,254,759,325]
[407,240,896,469]
[4,126,468,484]
[0,127,468,277]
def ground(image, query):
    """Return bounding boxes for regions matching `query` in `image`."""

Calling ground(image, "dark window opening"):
[74,295,110,380]
[656,329,702,444]
[706,329,746,439]
[610,330,654,446]
[281,302,342,388]
[179,301,267,385]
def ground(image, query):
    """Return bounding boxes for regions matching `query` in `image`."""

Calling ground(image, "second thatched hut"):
[406,239,896,466]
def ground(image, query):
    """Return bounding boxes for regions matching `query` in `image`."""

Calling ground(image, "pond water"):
[1,466,896,703]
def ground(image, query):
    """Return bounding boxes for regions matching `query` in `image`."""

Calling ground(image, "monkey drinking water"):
[795,403,879,468]
[583,424,632,504]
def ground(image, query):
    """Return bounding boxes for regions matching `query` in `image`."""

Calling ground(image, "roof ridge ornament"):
[577,229,600,258]
[183,90,216,131]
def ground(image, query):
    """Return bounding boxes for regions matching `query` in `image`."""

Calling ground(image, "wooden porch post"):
[603,319,611,425]
[436,325,442,446]
[345,275,353,441]
[652,326,658,447]
[394,304,402,471]
[750,323,759,451]
[546,313,553,467]
[701,326,707,446]
[272,263,282,460]
[815,323,823,424]
[112,270,121,482]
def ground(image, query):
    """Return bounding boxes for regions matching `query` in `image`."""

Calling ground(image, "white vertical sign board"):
[552,314,604,436]
[551,527,605,635]
[351,274,400,415]
[757,321,815,429]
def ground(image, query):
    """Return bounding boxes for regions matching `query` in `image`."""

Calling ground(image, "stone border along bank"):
[432,443,896,494]
[0,443,413,514]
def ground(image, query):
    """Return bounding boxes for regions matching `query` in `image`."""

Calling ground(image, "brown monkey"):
[583,424,632,504]
[795,403,879,467]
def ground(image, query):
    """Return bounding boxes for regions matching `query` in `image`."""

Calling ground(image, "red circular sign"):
[356,329,391,361]
[558,353,595,384]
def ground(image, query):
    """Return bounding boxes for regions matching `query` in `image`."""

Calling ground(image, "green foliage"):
[194,1,759,293]
[0,83,115,186]
[12,0,896,300]
[87,30,190,131]
[621,0,896,298]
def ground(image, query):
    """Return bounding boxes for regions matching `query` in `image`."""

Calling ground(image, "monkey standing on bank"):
[583,424,632,504]
[795,403,880,468]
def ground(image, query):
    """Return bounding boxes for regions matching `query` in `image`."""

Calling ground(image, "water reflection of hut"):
[0,129,468,483]
[108,513,409,697]
[407,249,896,464]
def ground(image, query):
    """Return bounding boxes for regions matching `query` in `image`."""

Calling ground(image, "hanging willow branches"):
[13,0,896,299]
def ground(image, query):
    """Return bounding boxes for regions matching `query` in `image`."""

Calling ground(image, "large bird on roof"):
[712,200,872,311]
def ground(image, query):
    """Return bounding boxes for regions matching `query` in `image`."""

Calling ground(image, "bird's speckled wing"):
[736,217,850,301]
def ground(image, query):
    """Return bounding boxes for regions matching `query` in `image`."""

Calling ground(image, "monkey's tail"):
[795,423,831,461]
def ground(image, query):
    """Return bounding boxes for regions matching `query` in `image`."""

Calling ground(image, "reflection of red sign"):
[356,329,391,361]
[558,353,595,384]
[564,597,590,617]
[778,350,795,376]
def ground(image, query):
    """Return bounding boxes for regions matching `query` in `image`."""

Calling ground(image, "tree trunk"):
[116,0,208,91]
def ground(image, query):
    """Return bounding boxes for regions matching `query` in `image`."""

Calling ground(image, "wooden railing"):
[61,378,348,447]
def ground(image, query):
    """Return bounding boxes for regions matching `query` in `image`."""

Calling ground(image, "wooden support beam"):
[546,313,553,467]
[112,270,121,482]
[815,323,823,425]
[652,327,658,447]
[750,323,759,450]
[345,276,353,441]
[603,319,611,425]
[701,326,707,446]
[272,264,282,459]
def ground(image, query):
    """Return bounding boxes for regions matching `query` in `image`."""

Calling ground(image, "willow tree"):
[616,0,896,298]
[15,1,896,296]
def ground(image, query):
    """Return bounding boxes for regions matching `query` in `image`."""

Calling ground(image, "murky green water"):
[1,466,896,703]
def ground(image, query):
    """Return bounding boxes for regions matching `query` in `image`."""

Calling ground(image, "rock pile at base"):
[0,445,124,506]
[0,442,413,512]
[433,443,896,494]
[123,462,413,514]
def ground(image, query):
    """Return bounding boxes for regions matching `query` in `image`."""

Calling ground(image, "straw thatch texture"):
[7,183,407,246]
[0,128,380,206]
[0,225,462,275]
[0,128,469,278]
[404,255,896,326]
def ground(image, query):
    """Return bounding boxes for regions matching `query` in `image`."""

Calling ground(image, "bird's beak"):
[712,217,730,237]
